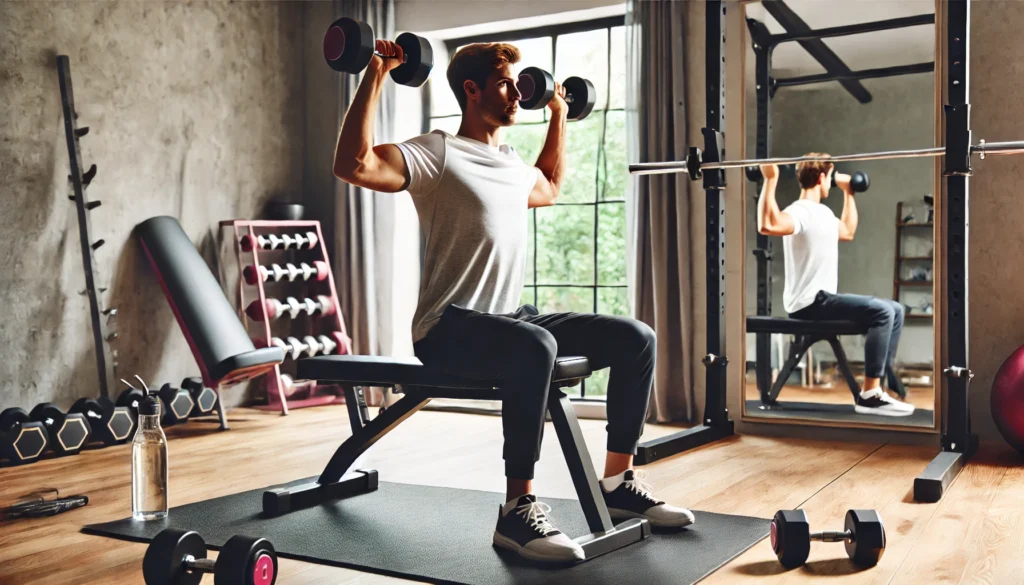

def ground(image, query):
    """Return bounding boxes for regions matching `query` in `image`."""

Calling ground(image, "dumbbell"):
[517,67,596,121]
[28,403,92,456]
[143,528,278,585]
[69,397,134,446]
[771,509,886,569]
[243,261,330,285]
[157,384,195,426]
[743,165,870,193]
[181,377,218,415]
[0,407,49,465]
[117,387,146,422]
[239,232,318,252]
[323,17,433,88]
[301,332,349,357]
[245,295,335,322]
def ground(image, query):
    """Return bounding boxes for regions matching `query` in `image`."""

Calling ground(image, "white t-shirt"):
[781,199,839,313]
[395,130,540,343]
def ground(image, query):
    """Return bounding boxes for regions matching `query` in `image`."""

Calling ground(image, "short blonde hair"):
[446,43,522,111]
[796,154,834,189]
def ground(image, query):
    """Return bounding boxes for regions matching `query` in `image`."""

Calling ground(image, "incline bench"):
[137,216,650,562]
[747,316,905,406]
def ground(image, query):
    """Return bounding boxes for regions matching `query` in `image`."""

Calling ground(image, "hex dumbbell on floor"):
[245,295,335,322]
[181,377,219,415]
[771,509,886,569]
[243,261,329,285]
[0,408,49,465]
[29,403,91,456]
[158,384,195,426]
[323,17,432,87]
[70,397,134,446]
[117,387,146,421]
[517,67,596,121]
[143,528,278,585]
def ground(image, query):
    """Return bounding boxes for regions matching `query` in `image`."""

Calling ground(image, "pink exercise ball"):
[991,345,1024,454]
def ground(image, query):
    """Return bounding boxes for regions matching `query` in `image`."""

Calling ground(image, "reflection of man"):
[332,41,692,565]
[757,157,915,417]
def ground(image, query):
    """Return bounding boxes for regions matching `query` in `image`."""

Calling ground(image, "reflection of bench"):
[746,316,905,405]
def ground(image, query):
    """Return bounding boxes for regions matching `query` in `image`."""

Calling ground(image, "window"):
[425,16,627,398]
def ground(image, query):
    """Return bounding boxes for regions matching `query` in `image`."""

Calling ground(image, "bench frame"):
[261,362,650,561]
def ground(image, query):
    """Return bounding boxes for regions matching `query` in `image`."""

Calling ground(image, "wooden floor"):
[1,404,1022,585]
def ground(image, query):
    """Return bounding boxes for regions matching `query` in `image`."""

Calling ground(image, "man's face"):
[467,63,521,127]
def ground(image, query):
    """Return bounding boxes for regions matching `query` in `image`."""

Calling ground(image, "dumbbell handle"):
[183,555,217,572]
[375,52,408,63]
[810,530,853,543]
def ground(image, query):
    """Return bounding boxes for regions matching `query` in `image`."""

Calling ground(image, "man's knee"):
[611,317,657,355]
[511,326,558,369]
[889,301,905,322]
[867,299,896,326]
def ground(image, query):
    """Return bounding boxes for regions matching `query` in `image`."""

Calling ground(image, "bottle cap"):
[139,393,161,416]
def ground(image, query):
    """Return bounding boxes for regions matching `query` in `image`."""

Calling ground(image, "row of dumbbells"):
[245,295,336,322]
[255,332,348,361]
[243,261,329,285]
[240,231,319,252]
[0,378,219,466]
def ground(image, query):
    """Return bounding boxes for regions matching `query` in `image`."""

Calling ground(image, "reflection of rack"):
[220,220,352,414]
[892,201,934,321]
[57,55,119,399]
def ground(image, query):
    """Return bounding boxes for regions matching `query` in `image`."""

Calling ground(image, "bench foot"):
[262,469,378,516]
[576,518,651,560]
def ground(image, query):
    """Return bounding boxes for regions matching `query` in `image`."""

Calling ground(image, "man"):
[333,40,693,564]
[757,158,915,417]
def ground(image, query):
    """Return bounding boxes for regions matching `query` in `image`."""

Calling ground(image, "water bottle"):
[132,392,168,520]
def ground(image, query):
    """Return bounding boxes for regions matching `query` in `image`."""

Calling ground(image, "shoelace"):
[515,500,557,535]
[624,470,658,503]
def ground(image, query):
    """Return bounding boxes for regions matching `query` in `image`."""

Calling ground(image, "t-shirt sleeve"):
[506,145,542,193]
[395,132,446,196]
[785,203,810,235]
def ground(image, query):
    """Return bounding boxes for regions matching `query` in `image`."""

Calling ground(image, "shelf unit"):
[892,201,934,321]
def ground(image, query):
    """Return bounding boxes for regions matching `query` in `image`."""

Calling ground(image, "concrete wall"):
[743,73,937,366]
[0,1,305,409]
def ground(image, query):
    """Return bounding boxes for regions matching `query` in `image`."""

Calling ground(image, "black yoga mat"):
[85,478,769,585]
[746,400,935,428]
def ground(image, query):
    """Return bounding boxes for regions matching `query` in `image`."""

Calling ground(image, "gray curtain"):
[626,0,702,423]
[332,0,397,360]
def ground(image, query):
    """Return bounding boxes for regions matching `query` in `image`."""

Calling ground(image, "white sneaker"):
[492,495,585,564]
[601,469,695,528]
[855,388,915,417]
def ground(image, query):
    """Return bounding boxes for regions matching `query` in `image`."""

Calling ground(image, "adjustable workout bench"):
[137,215,650,561]
[747,316,905,406]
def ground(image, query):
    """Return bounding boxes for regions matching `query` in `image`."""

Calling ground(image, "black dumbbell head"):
[72,397,133,445]
[517,67,555,110]
[1,407,30,432]
[216,534,278,585]
[391,32,433,87]
[143,528,207,585]
[563,76,596,121]
[323,17,375,74]
[29,403,90,454]
[118,387,146,420]
[0,408,48,464]
[845,509,885,567]
[851,171,870,193]
[772,509,811,569]
[745,165,762,183]
[183,377,218,414]
[159,384,194,426]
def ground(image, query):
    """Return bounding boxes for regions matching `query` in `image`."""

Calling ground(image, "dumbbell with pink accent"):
[245,295,336,321]
[239,231,319,252]
[301,332,349,356]
[257,336,310,360]
[243,261,330,285]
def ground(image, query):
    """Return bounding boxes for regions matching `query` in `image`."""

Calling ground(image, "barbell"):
[628,140,1024,177]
